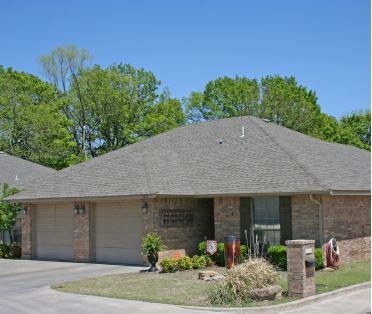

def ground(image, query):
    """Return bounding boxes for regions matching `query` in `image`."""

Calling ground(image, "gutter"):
[309,194,324,247]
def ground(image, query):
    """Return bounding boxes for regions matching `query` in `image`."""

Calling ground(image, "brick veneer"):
[291,194,371,262]
[322,195,371,262]
[286,240,316,298]
[291,195,320,246]
[21,204,33,259]
[73,202,93,262]
[214,197,240,242]
[144,198,214,255]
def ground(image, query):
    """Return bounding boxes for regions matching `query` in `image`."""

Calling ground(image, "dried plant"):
[208,258,279,305]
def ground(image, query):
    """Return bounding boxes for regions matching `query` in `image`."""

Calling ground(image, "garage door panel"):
[55,219,74,232]
[36,232,56,246]
[35,204,73,261]
[36,218,55,232]
[96,232,142,248]
[96,248,143,265]
[95,201,143,265]
[95,218,142,233]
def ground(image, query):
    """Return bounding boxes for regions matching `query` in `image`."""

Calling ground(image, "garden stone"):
[198,270,219,279]
[210,274,225,281]
[251,285,282,301]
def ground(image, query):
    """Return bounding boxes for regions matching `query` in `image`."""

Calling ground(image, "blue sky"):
[0,0,370,118]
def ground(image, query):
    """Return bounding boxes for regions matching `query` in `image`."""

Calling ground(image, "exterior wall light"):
[142,201,148,214]
[22,206,28,215]
[74,203,86,215]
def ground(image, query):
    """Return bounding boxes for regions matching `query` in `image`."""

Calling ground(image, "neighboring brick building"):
[7,116,371,265]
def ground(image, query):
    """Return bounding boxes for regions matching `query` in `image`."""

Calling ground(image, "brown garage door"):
[95,201,143,265]
[34,203,74,260]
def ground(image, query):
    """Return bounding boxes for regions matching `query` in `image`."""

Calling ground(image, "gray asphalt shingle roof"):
[0,152,56,189]
[7,116,371,201]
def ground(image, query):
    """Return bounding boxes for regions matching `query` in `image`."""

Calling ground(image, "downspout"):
[309,194,324,247]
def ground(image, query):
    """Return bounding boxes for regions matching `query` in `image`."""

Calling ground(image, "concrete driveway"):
[0,259,370,314]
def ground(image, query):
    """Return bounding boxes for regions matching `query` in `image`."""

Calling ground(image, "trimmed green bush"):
[198,241,249,266]
[268,245,324,271]
[198,241,207,255]
[315,248,324,270]
[0,243,21,259]
[160,257,178,273]
[177,256,193,271]
[267,245,287,270]
[142,232,166,257]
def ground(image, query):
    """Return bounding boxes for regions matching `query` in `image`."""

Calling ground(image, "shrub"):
[191,255,207,269]
[0,243,21,259]
[267,245,287,270]
[177,256,193,271]
[240,245,248,263]
[208,258,279,305]
[198,241,207,255]
[141,232,166,257]
[215,243,225,266]
[160,257,178,273]
[315,248,324,270]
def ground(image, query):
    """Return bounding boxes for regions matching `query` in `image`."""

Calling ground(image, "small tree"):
[0,183,21,243]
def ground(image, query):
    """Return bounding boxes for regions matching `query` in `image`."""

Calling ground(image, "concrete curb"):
[180,281,371,312]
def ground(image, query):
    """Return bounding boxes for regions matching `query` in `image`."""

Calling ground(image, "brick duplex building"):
[7,116,371,264]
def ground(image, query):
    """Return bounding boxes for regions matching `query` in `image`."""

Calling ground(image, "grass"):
[53,260,371,307]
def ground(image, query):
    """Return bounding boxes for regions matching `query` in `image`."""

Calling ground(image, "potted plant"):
[142,232,166,272]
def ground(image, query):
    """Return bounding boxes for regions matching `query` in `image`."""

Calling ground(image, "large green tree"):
[71,64,185,155]
[0,66,78,169]
[185,75,321,135]
[185,76,260,121]
[39,45,92,158]
[259,76,321,135]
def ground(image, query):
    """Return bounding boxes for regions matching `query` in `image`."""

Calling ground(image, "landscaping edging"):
[181,281,371,312]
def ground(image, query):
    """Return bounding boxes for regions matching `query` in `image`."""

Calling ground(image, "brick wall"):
[21,204,33,259]
[214,197,240,242]
[322,195,370,262]
[73,202,93,262]
[291,194,371,262]
[144,198,214,255]
[291,195,320,246]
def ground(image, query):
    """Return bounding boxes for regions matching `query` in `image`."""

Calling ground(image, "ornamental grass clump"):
[208,258,279,305]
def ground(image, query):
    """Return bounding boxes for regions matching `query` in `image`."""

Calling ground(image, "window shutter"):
[279,196,292,244]
[239,197,251,245]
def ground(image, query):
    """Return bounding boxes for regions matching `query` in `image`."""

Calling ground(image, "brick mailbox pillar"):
[285,240,316,298]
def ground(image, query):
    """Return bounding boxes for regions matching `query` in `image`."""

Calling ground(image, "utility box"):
[285,240,316,298]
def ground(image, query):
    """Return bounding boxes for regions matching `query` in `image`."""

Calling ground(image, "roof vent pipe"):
[240,126,245,138]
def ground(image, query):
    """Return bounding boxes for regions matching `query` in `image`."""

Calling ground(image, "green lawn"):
[53,260,371,307]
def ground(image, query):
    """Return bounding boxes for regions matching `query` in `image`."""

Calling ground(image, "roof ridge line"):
[249,117,328,191]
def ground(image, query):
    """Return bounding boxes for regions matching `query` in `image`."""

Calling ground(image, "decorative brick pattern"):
[21,204,33,259]
[214,197,240,242]
[73,202,93,262]
[291,194,371,262]
[286,240,315,298]
[144,198,214,255]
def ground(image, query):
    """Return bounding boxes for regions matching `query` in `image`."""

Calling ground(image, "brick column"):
[73,202,93,262]
[21,204,33,259]
[214,197,240,242]
[286,240,316,298]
